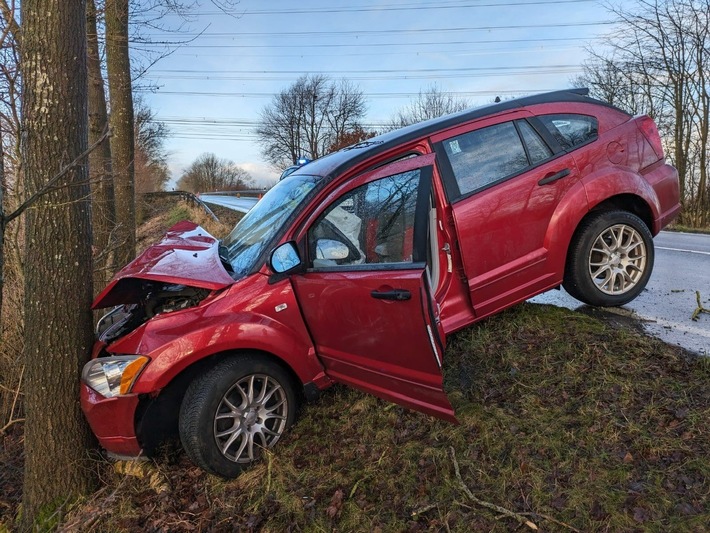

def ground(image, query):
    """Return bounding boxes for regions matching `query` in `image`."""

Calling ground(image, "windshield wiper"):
[218,242,234,273]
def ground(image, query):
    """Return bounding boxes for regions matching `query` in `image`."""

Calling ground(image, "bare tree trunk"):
[0,122,4,321]
[87,0,116,290]
[20,0,96,528]
[105,0,135,267]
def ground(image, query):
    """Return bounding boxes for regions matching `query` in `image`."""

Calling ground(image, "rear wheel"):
[563,210,654,307]
[179,354,298,478]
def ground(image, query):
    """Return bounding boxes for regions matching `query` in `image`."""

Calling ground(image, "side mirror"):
[315,239,349,261]
[270,242,302,274]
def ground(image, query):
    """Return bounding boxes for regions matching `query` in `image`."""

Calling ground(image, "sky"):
[133,0,614,187]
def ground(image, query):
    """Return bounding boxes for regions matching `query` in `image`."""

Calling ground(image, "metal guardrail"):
[198,189,266,198]
[142,190,219,222]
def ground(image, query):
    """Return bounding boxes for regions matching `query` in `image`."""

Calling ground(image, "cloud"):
[239,161,277,187]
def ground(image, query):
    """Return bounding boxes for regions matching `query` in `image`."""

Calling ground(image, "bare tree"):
[177,152,253,193]
[134,101,170,194]
[19,0,96,527]
[256,75,367,170]
[87,0,116,291]
[1,2,25,442]
[0,122,4,318]
[0,0,22,323]
[106,0,136,266]
[578,0,710,227]
[385,84,470,131]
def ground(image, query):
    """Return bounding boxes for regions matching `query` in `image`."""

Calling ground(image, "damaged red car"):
[81,89,680,477]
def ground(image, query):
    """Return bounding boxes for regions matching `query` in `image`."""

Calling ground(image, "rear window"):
[538,114,598,150]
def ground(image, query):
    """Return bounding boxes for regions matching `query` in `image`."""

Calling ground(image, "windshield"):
[223,175,320,277]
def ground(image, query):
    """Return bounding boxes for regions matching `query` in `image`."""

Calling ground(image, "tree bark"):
[105,0,135,267]
[19,0,96,528]
[87,0,116,290]
[0,122,5,321]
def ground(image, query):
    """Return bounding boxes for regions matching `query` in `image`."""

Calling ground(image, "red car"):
[81,89,680,477]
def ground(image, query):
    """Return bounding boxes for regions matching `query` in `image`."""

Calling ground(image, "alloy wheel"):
[213,374,289,463]
[588,223,647,295]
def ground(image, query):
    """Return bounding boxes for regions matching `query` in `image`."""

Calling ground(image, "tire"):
[563,210,654,307]
[179,354,298,478]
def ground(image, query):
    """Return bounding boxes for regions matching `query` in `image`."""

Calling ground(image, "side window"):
[517,120,553,164]
[538,114,598,150]
[442,121,528,196]
[308,170,421,268]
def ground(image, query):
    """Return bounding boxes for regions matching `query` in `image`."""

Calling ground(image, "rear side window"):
[538,114,598,150]
[518,120,553,164]
[442,122,529,195]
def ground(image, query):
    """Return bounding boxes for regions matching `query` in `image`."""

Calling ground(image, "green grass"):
[166,205,193,227]
[666,223,710,235]
[54,304,710,531]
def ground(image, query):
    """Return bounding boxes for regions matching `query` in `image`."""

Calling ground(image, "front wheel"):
[563,210,654,307]
[179,354,298,478]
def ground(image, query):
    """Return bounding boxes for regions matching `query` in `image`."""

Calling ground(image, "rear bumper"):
[81,384,142,457]
[644,162,681,233]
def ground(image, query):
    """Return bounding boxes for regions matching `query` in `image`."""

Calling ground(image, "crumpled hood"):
[92,221,235,309]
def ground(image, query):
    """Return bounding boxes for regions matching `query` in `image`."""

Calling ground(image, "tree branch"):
[691,291,709,321]
[0,365,23,434]
[450,447,539,530]
[0,0,20,46]
[2,127,111,226]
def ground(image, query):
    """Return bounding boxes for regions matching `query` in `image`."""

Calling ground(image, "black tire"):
[179,354,298,478]
[563,210,654,307]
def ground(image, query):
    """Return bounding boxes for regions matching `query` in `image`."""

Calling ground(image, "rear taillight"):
[636,115,664,160]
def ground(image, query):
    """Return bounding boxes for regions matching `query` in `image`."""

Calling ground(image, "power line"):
[177,0,595,17]
[144,69,582,82]
[135,37,593,49]
[141,20,614,39]
[170,45,579,59]
[137,89,557,98]
[152,64,579,75]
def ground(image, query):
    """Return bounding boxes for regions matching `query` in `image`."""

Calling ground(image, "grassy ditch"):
[45,303,710,532]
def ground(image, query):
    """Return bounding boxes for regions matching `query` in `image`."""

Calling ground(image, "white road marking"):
[656,246,710,256]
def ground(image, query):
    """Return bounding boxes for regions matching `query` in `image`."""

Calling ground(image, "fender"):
[542,169,656,280]
[106,276,328,393]
[541,179,590,280]
[582,168,660,223]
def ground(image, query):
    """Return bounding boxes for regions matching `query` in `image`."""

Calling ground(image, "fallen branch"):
[450,447,538,530]
[691,291,709,321]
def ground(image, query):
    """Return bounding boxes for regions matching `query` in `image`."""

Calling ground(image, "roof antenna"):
[494,96,501,103]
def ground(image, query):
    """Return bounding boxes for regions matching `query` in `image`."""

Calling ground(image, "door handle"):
[370,289,411,301]
[538,168,570,186]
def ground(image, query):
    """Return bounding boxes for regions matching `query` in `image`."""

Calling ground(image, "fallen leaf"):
[623,452,634,464]
[326,489,344,519]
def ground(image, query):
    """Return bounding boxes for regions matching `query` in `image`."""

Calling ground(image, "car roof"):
[290,88,624,182]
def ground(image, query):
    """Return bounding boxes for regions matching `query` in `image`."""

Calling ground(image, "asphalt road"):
[198,195,259,213]
[530,231,710,355]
